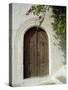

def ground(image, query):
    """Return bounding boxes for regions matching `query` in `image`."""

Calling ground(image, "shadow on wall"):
[53,32,66,65]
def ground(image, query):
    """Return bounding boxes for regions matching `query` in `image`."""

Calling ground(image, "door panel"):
[30,31,38,76]
[38,31,49,76]
[24,27,49,79]
[24,29,37,78]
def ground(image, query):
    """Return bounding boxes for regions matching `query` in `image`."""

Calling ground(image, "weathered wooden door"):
[24,27,49,79]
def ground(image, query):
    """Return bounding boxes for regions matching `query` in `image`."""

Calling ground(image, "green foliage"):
[30,5,49,26]
[26,5,66,34]
[52,6,66,34]
[31,5,49,15]
[31,5,66,34]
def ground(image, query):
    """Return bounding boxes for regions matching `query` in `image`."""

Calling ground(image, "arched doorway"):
[24,26,49,79]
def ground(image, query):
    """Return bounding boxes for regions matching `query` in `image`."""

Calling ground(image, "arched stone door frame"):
[12,18,51,86]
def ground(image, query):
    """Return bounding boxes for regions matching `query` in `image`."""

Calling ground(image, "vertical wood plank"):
[38,30,49,76]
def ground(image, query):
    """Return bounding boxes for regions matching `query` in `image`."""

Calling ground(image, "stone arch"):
[13,18,51,86]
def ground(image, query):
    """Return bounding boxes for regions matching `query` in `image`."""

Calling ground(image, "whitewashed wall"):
[11,3,65,86]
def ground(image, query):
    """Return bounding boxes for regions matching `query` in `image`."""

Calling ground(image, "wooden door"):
[24,27,49,79]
